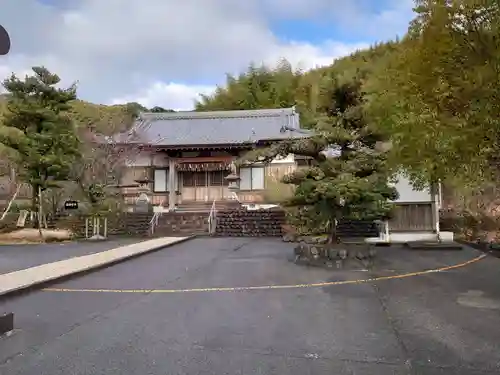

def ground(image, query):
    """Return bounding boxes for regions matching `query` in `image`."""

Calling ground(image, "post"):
[168,158,176,210]
[38,186,43,238]
[431,181,441,242]
[385,220,390,242]
[103,217,108,237]
[205,170,208,202]
[85,217,89,238]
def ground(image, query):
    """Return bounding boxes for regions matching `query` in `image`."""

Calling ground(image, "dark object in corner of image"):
[0,312,14,335]
[0,25,11,56]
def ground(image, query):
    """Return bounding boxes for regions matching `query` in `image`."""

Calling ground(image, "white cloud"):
[103,35,366,109]
[111,82,216,111]
[0,0,413,110]
[111,40,369,110]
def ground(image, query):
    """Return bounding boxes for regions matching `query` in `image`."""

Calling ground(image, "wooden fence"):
[389,203,434,232]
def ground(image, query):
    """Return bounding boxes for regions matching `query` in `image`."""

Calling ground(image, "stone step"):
[176,200,241,212]
[152,211,210,236]
[405,241,463,250]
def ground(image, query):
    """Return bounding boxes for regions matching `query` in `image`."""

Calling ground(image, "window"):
[195,172,207,186]
[183,172,194,187]
[239,167,264,190]
[153,169,168,192]
[182,172,206,187]
[210,171,229,186]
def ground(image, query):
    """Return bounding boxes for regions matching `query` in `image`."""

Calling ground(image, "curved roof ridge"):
[139,107,295,121]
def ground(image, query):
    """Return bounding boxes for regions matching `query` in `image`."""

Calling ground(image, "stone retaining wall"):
[153,212,209,236]
[293,240,377,269]
[214,209,285,237]
[0,212,154,238]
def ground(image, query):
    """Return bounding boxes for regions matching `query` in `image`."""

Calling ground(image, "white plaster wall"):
[390,173,432,203]
[125,152,168,167]
[152,153,169,166]
[270,154,295,164]
[125,153,151,167]
[365,231,454,243]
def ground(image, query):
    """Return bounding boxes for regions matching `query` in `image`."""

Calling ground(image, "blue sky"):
[269,0,413,45]
[1,0,415,109]
[273,19,378,45]
[273,19,342,44]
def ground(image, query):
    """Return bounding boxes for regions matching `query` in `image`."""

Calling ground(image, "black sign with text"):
[64,200,79,210]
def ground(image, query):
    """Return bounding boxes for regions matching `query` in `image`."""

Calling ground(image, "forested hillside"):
[195,41,398,128]
[1,94,162,135]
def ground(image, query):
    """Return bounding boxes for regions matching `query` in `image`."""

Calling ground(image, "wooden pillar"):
[205,170,209,202]
[168,158,177,210]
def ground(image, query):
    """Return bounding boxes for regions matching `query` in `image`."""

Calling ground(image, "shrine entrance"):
[176,159,232,202]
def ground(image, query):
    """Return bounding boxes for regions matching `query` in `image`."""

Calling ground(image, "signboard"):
[64,200,79,210]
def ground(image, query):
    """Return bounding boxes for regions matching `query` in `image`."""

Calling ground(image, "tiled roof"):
[112,107,309,146]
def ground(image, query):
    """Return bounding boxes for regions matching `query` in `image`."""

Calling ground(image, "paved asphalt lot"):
[1,238,499,374]
[0,238,147,274]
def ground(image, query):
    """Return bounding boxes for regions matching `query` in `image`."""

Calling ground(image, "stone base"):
[87,234,107,241]
[405,241,463,250]
[293,240,377,269]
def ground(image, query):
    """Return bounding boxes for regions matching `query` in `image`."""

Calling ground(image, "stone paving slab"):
[0,238,150,275]
[0,236,191,297]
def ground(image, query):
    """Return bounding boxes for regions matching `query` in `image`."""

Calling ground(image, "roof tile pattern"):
[115,107,308,146]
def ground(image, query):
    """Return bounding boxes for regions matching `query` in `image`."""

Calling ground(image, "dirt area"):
[0,228,73,244]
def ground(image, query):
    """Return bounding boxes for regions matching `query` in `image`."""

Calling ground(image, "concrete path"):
[1,238,499,374]
[0,237,190,297]
[0,238,150,275]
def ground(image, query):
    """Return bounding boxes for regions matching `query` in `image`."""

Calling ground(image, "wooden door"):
[180,172,197,201]
[182,171,231,202]
[207,171,222,201]
[196,171,209,201]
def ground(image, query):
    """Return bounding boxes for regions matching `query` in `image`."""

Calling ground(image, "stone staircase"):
[175,200,241,213]
[149,201,243,236]
[152,212,210,236]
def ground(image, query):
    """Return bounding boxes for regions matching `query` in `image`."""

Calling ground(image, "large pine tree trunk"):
[30,184,43,237]
[327,219,338,244]
[38,186,43,237]
[31,185,38,229]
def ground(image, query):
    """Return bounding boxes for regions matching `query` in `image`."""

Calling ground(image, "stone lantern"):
[134,176,153,213]
[224,163,240,192]
[135,176,151,192]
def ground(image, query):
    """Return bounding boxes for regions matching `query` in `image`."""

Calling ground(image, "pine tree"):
[240,77,398,242]
[0,67,81,227]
